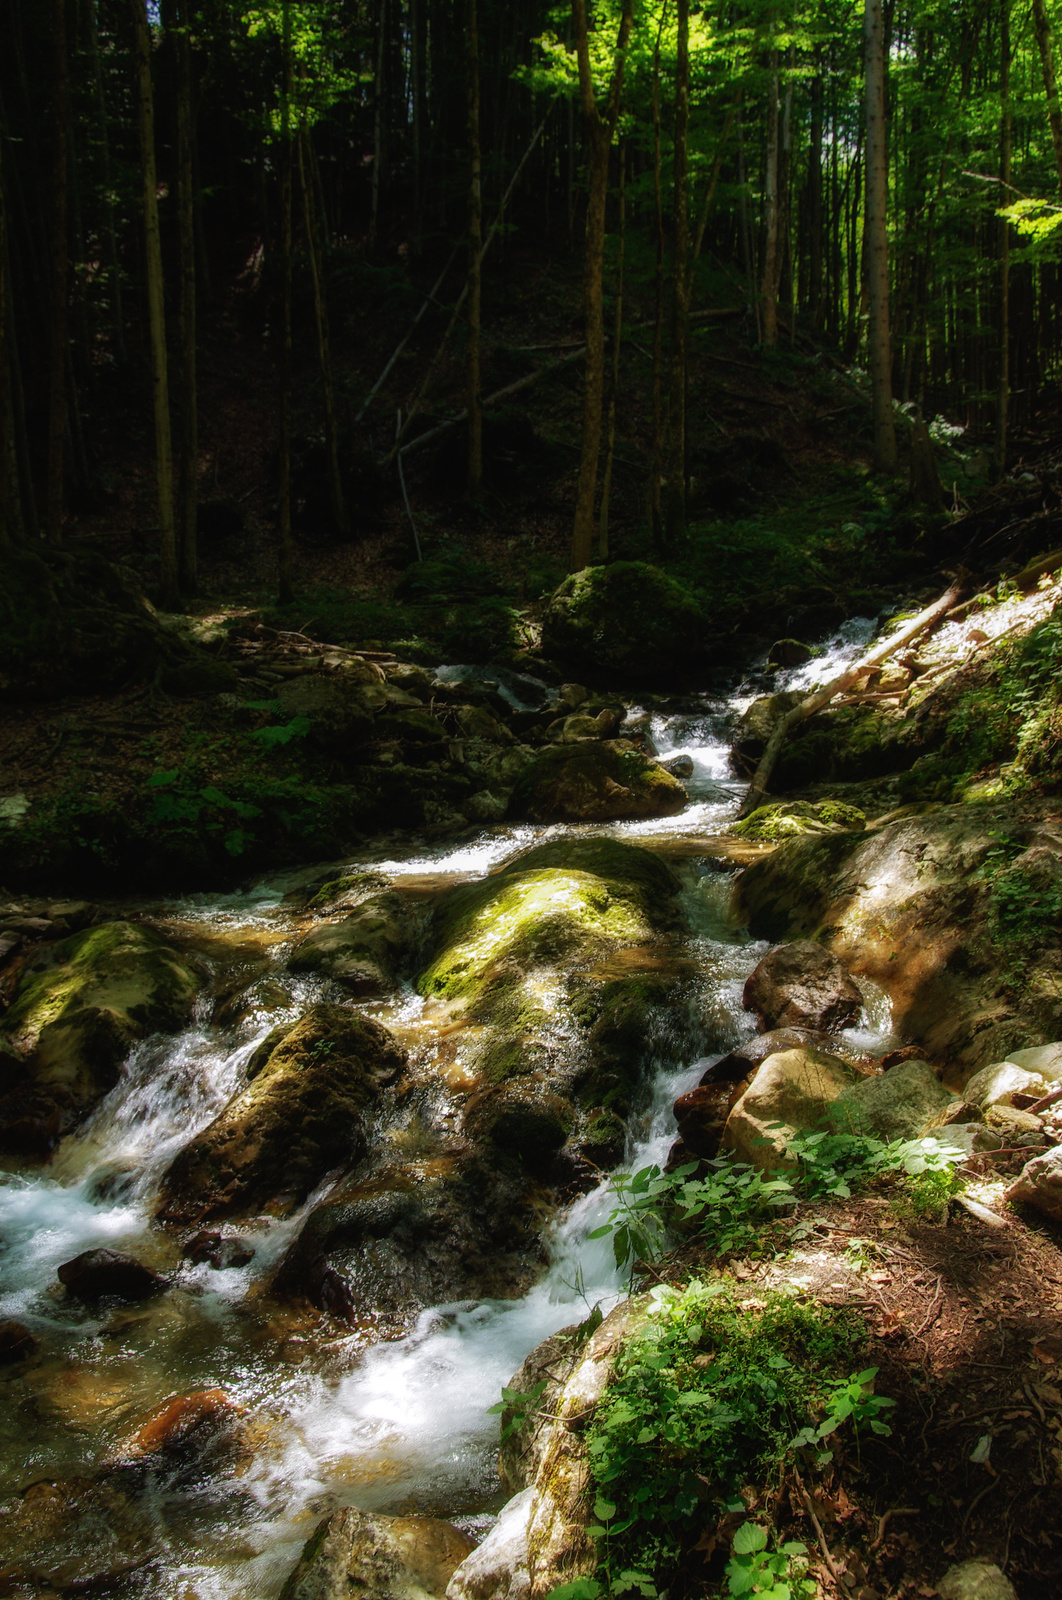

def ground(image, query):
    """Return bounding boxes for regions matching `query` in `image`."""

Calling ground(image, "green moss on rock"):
[541,562,712,680]
[507,741,687,824]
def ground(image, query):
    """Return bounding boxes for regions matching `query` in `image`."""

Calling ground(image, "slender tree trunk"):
[87,0,125,361]
[370,0,386,247]
[1032,0,1062,199]
[864,0,897,471]
[298,125,348,539]
[807,69,824,327]
[569,0,634,574]
[277,0,295,605]
[665,0,690,544]
[131,0,179,606]
[693,89,741,262]
[762,47,781,347]
[650,5,667,548]
[598,142,625,560]
[466,0,482,494]
[995,0,1011,480]
[173,0,197,594]
[48,0,69,542]
[0,117,24,547]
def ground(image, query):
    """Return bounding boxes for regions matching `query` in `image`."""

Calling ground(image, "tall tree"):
[277,0,296,605]
[0,113,24,547]
[995,0,1012,480]
[665,0,690,544]
[131,0,179,606]
[47,0,70,542]
[169,0,198,594]
[466,0,483,494]
[298,125,348,539]
[864,0,897,472]
[761,44,781,347]
[569,0,635,574]
[1031,0,1062,199]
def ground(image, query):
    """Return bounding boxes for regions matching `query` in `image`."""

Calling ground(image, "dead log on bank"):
[736,581,964,819]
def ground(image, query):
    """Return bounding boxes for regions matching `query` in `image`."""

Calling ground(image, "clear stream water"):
[0,626,893,1597]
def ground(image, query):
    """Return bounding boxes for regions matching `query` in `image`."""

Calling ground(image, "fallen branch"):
[737,581,964,819]
[1029,1085,1062,1114]
[792,1469,841,1583]
[398,345,586,459]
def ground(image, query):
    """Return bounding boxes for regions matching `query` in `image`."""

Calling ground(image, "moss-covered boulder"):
[541,562,712,682]
[289,892,428,996]
[271,1151,542,1326]
[827,1059,953,1143]
[730,800,866,841]
[280,1508,474,1600]
[0,922,203,1150]
[507,741,687,824]
[156,1005,406,1224]
[275,674,378,757]
[735,797,1062,1075]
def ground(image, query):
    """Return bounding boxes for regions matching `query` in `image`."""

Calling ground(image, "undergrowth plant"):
[582,1281,872,1595]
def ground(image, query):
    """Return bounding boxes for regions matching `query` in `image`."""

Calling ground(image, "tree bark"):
[762,48,781,348]
[277,0,295,605]
[298,126,348,539]
[466,0,483,493]
[87,0,125,361]
[864,0,897,471]
[47,0,69,542]
[665,0,690,544]
[1032,0,1062,199]
[173,0,198,594]
[131,0,179,607]
[994,0,1011,481]
[649,6,667,547]
[598,142,625,560]
[569,0,634,574]
[0,116,24,547]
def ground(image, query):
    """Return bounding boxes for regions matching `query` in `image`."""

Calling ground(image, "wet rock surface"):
[0,920,204,1151]
[281,1507,475,1600]
[0,1475,158,1592]
[507,740,687,823]
[742,939,863,1033]
[57,1248,168,1302]
[157,1004,406,1224]
[289,890,429,995]
[109,1388,247,1481]
[735,798,1062,1073]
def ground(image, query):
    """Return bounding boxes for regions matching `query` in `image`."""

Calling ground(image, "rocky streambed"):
[1,621,1061,1598]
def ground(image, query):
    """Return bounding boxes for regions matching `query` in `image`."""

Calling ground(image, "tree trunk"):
[762,48,781,348]
[807,69,824,328]
[569,0,634,574]
[665,0,690,544]
[994,0,1011,481]
[649,9,666,547]
[1032,0,1062,199]
[173,0,198,594]
[598,142,626,560]
[276,0,295,606]
[87,0,125,361]
[370,0,387,247]
[298,126,348,539]
[47,0,69,542]
[466,0,483,494]
[0,118,24,547]
[131,0,179,606]
[864,0,897,471]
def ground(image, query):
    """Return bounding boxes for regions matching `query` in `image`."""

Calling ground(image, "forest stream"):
[0,628,897,1598]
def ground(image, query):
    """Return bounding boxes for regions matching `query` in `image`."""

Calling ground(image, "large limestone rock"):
[446,1490,533,1600]
[827,1059,953,1142]
[723,1046,860,1169]
[0,921,203,1149]
[281,1508,474,1600]
[936,1559,1018,1600]
[1006,1145,1062,1220]
[289,892,428,996]
[963,1060,1055,1108]
[735,798,1062,1074]
[1008,1041,1062,1078]
[742,941,862,1033]
[541,561,711,681]
[507,741,687,824]
[156,1005,405,1224]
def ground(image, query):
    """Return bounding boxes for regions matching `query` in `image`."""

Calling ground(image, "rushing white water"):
[0,635,898,1597]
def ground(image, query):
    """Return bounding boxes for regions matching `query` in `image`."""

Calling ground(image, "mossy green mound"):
[731,800,866,841]
[157,1004,406,1223]
[541,561,712,681]
[508,741,687,824]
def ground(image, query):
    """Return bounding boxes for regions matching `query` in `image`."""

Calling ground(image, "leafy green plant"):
[487,1379,549,1443]
[725,1523,814,1599]
[781,1127,966,1199]
[249,715,310,748]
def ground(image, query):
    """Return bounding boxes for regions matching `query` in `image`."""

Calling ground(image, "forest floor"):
[653,1181,1062,1599]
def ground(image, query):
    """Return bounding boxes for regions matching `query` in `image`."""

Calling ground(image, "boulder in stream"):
[723,1045,861,1169]
[0,920,204,1152]
[109,1389,247,1481]
[0,1476,158,1593]
[57,1248,168,1303]
[507,741,687,824]
[157,1004,406,1224]
[0,1321,37,1363]
[742,940,862,1033]
[289,891,429,995]
[541,562,711,681]
[446,1489,533,1600]
[281,1507,474,1600]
